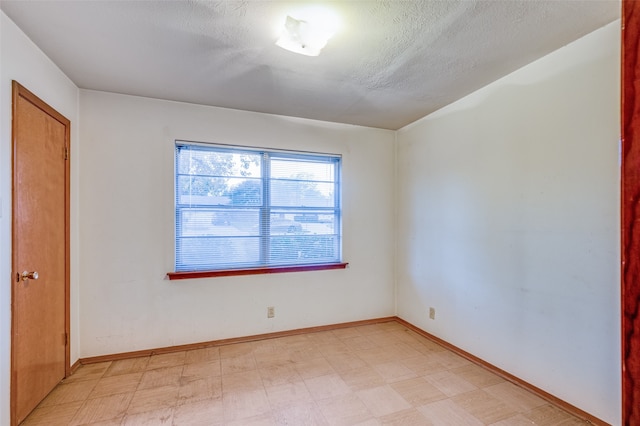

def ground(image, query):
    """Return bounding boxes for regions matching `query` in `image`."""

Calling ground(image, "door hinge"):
[64,146,69,160]
[64,333,68,346]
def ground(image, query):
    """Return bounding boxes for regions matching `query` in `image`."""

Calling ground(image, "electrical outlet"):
[267,306,275,318]
[429,307,436,320]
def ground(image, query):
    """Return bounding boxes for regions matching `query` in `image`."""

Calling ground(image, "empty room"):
[0,0,635,425]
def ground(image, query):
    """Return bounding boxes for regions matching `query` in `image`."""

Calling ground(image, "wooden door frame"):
[622,1,640,424]
[10,81,71,426]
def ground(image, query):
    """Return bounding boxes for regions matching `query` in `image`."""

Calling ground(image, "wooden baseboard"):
[69,359,81,376]
[79,316,397,364]
[394,317,608,426]
[78,315,607,425]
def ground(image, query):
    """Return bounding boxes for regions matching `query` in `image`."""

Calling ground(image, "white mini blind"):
[175,142,342,271]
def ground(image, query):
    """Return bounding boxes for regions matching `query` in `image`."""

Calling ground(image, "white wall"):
[396,21,620,424]
[78,90,396,357]
[0,11,80,426]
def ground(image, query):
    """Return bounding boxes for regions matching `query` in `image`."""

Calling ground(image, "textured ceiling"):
[1,0,620,130]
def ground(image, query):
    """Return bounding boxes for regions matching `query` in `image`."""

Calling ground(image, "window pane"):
[270,180,334,207]
[270,234,340,265]
[176,236,260,271]
[177,176,263,206]
[175,142,341,272]
[271,158,334,181]
[177,146,261,177]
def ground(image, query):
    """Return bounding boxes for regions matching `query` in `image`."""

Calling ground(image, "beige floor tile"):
[332,326,364,339]
[430,351,472,369]
[356,385,412,417]
[489,413,536,425]
[317,341,352,357]
[254,349,293,368]
[484,382,547,412]
[272,334,309,345]
[339,366,387,391]
[365,332,403,347]
[172,398,224,425]
[147,351,186,370]
[417,399,484,425]
[89,372,143,398]
[411,338,448,355]
[178,376,222,405]
[271,401,329,426]
[259,362,302,387]
[307,330,341,345]
[355,346,399,364]
[265,380,312,408]
[378,408,431,425]
[221,370,264,393]
[39,379,99,407]
[223,389,271,422]
[222,353,257,374]
[21,401,83,426]
[326,352,368,374]
[353,324,384,335]
[451,363,505,388]
[289,345,324,363]
[378,322,406,331]
[226,413,276,425]
[185,346,221,364]
[103,357,149,377]
[138,365,183,390]
[341,335,378,351]
[121,407,174,425]
[293,357,336,379]
[424,371,478,397]
[453,389,519,424]
[127,384,179,415]
[354,419,381,426]
[373,360,419,383]
[386,342,423,360]
[220,342,254,358]
[69,392,133,425]
[182,360,221,380]
[524,404,589,425]
[82,418,123,425]
[304,373,352,400]
[401,355,448,376]
[64,362,112,383]
[390,377,447,406]
[317,393,374,425]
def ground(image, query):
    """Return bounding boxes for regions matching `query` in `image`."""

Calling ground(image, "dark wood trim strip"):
[394,318,608,426]
[622,1,640,424]
[167,262,349,280]
[69,359,81,375]
[78,316,395,364]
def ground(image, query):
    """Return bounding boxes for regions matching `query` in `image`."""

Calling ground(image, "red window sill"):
[167,262,349,280]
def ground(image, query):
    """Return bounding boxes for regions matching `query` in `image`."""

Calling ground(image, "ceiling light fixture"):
[275,7,340,57]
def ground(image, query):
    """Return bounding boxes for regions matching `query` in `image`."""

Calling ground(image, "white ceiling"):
[1,0,620,130]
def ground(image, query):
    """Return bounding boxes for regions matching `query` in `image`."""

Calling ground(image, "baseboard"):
[394,317,609,426]
[79,316,397,364]
[69,359,81,376]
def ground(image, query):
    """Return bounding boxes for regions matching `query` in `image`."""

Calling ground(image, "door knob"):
[20,271,38,281]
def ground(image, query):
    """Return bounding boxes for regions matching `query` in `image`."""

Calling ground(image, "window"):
[172,142,343,276]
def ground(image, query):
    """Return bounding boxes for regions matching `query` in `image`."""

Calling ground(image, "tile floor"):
[22,321,590,425]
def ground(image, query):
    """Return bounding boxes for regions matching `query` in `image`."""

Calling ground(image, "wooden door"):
[622,1,640,424]
[11,81,70,426]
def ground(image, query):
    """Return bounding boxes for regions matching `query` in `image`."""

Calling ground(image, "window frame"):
[168,141,347,280]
